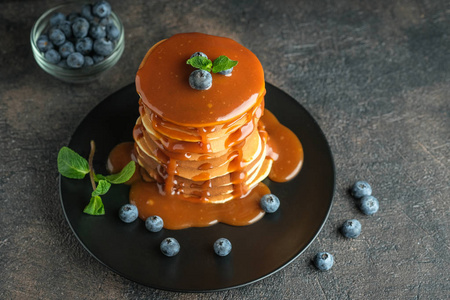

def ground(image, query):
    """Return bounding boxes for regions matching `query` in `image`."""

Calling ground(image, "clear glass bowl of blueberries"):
[30,1,124,83]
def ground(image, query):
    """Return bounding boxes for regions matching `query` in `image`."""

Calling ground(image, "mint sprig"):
[57,141,136,216]
[186,54,238,73]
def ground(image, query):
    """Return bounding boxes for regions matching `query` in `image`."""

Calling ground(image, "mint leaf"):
[94,173,107,182]
[105,161,136,184]
[212,55,238,73]
[186,56,212,72]
[83,196,105,215]
[57,147,90,179]
[92,179,111,197]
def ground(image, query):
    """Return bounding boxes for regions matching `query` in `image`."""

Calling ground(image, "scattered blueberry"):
[57,20,72,38]
[59,41,74,58]
[83,56,94,67]
[92,1,112,18]
[89,22,106,40]
[49,12,66,26]
[351,181,372,198]
[359,195,379,215]
[214,238,232,256]
[81,4,94,21]
[118,204,138,223]
[190,52,208,59]
[93,37,114,56]
[260,194,280,213]
[341,219,362,238]
[106,23,120,40]
[36,35,53,52]
[75,37,93,55]
[189,69,212,90]
[72,17,90,38]
[48,27,66,46]
[217,67,233,75]
[44,49,61,64]
[314,252,334,271]
[145,215,164,232]
[160,237,180,257]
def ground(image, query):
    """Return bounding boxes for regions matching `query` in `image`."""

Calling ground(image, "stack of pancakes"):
[133,33,272,203]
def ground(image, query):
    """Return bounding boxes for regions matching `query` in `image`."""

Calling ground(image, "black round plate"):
[60,82,335,292]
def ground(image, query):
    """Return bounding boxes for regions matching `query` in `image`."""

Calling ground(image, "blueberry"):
[59,41,74,58]
[49,12,66,26]
[57,20,72,38]
[145,215,164,232]
[66,52,85,69]
[260,194,280,213]
[57,59,68,68]
[341,219,362,238]
[66,12,80,23]
[72,17,90,39]
[92,1,112,18]
[48,27,66,46]
[75,37,93,55]
[217,67,233,75]
[99,17,113,27]
[44,49,61,64]
[359,195,379,215]
[160,237,180,257]
[351,181,372,198]
[213,238,232,256]
[89,22,106,40]
[36,34,53,52]
[106,23,120,41]
[93,54,105,63]
[118,204,138,223]
[190,52,208,59]
[83,56,94,67]
[314,252,334,271]
[93,37,114,56]
[81,4,94,21]
[189,70,212,90]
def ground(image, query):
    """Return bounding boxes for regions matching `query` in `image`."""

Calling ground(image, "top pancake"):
[136,32,265,126]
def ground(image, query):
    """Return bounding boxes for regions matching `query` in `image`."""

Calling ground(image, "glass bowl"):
[30,2,125,83]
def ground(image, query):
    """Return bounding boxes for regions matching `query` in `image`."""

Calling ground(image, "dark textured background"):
[1,0,449,299]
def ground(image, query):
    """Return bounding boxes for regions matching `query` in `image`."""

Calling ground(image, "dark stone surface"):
[1,0,449,299]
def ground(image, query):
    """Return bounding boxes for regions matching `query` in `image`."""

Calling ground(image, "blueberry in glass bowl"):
[30,1,124,83]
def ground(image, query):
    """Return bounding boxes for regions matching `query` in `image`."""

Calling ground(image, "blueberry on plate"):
[106,23,120,41]
[49,12,66,26]
[217,67,233,75]
[118,204,138,223]
[359,195,379,215]
[190,51,208,59]
[48,27,66,46]
[58,41,74,58]
[89,22,106,40]
[92,1,112,18]
[189,69,212,90]
[93,37,114,56]
[145,215,164,232]
[75,37,93,55]
[214,238,232,256]
[260,193,280,213]
[341,219,361,238]
[351,181,372,198]
[314,252,334,271]
[160,237,180,257]
[44,49,61,64]
[37,34,53,52]
[83,56,94,67]
[72,17,90,39]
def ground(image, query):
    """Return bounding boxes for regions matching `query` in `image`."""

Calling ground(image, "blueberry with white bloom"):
[48,27,66,46]
[89,22,106,40]
[44,49,61,64]
[351,181,372,198]
[58,41,74,58]
[359,195,379,215]
[160,237,180,257]
[76,37,93,55]
[92,54,105,63]
[106,23,120,40]
[72,17,90,38]
[81,4,94,21]
[190,52,208,59]
[341,219,362,239]
[83,56,94,67]
[37,34,53,52]
[217,67,233,75]
[93,37,114,56]
[189,69,212,90]
[57,20,72,38]
[314,252,334,271]
[260,194,280,213]
[214,238,232,256]
[92,1,112,18]
[145,215,164,232]
[67,52,85,69]
[118,204,138,223]
[49,12,65,26]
